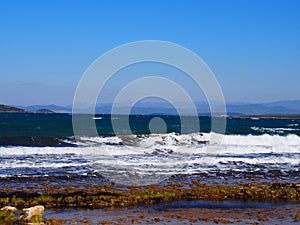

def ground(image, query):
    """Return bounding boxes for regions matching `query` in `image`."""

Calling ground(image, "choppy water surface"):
[0,113,299,185]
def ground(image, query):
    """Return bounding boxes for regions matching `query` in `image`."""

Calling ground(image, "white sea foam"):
[211,133,300,147]
[0,146,79,156]
[287,123,299,127]
[251,126,300,133]
[76,136,123,146]
[92,116,103,120]
[0,161,88,169]
[0,133,299,178]
[1,133,300,156]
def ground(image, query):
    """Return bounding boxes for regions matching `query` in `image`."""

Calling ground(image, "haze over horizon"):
[1,0,300,106]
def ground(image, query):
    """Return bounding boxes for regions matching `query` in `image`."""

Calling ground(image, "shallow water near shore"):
[44,201,300,224]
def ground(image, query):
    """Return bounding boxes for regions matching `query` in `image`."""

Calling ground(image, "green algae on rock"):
[0,182,299,209]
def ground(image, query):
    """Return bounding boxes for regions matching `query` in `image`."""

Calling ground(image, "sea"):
[0,113,299,186]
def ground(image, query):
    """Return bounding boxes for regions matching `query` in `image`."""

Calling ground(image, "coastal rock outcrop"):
[0,206,17,220]
[21,205,45,224]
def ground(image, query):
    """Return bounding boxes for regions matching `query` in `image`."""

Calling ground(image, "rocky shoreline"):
[0,180,299,224]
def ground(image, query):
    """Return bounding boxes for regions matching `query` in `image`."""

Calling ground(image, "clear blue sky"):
[0,0,299,105]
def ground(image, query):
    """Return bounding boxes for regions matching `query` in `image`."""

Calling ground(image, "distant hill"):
[16,104,71,113]
[265,100,300,111]
[36,109,55,114]
[226,101,300,116]
[0,104,27,113]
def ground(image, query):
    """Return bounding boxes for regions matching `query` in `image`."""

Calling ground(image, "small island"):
[0,104,27,113]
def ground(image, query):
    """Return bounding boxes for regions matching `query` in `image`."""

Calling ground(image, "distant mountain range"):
[1,100,299,116]
[227,100,300,115]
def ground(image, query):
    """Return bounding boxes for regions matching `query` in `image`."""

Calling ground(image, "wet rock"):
[21,205,45,224]
[154,217,160,222]
[0,206,17,220]
[294,212,300,222]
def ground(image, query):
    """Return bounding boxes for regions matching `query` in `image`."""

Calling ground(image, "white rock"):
[22,205,45,223]
[0,206,17,212]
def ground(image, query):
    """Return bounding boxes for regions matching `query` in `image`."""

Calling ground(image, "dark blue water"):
[0,113,299,147]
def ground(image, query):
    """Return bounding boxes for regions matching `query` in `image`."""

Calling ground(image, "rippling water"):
[0,113,299,185]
